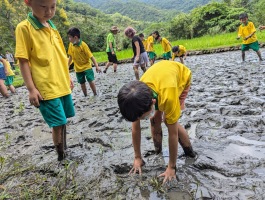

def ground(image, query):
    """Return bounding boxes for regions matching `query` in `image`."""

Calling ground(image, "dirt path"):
[0,50,265,199]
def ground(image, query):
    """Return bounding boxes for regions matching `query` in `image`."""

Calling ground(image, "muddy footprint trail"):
[0,50,265,200]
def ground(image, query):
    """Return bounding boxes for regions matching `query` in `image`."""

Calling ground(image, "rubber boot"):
[63,125,67,150]
[179,138,196,158]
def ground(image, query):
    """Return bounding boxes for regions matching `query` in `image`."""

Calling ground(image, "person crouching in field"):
[1,55,16,94]
[67,27,101,96]
[236,13,263,62]
[172,45,188,64]
[16,0,75,161]
[118,60,196,184]
[0,56,9,98]
[153,31,172,60]
[124,27,148,80]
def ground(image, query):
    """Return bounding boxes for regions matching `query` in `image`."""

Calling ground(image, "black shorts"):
[107,52,118,64]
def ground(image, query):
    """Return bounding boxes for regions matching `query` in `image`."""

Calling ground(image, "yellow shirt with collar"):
[238,21,257,44]
[15,13,71,100]
[5,60,15,76]
[140,60,191,124]
[172,45,187,60]
[160,37,171,53]
[142,39,148,51]
[147,36,154,52]
[68,40,93,72]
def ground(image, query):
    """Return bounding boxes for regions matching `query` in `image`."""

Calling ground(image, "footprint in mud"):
[111,163,131,174]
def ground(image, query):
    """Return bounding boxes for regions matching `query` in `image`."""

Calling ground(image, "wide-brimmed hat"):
[110,26,119,32]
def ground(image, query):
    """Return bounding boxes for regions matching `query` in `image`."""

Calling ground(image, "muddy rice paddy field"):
[0,50,265,200]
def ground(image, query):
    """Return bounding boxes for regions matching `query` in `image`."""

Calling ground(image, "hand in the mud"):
[158,167,176,184]
[129,157,144,175]
[29,88,43,107]
[96,67,102,73]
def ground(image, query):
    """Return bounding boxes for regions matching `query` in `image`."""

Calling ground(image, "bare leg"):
[256,50,263,61]
[80,83,87,97]
[133,66,140,80]
[52,125,65,161]
[140,64,146,73]
[104,62,112,73]
[113,63,118,72]
[8,85,16,93]
[177,123,196,157]
[180,57,184,64]
[150,111,163,154]
[88,81,97,95]
[242,51,245,62]
[0,80,9,97]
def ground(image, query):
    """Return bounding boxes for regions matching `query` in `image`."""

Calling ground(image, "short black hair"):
[153,31,160,40]
[239,13,248,19]
[117,81,153,122]
[67,27,80,38]
[172,46,179,53]
[139,33,144,37]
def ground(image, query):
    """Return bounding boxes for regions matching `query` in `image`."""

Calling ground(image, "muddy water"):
[1,50,265,199]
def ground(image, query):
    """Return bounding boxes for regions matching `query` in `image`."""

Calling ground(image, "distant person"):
[236,13,263,62]
[153,31,172,60]
[146,33,156,66]
[172,45,188,64]
[258,25,265,30]
[5,50,15,70]
[103,26,119,73]
[118,60,196,184]
[1,55,16,94]
[0,56,9,98]
[16,0,75,161]
[139,33,148,51]
[67,27,101,96]
[124,27,148,80]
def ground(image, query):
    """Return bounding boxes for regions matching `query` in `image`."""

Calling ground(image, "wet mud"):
[0,49,265,199]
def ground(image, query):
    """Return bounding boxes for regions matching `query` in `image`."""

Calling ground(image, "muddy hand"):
[158,167,176,185]
[129,157,145,175]
[29,88,43,108]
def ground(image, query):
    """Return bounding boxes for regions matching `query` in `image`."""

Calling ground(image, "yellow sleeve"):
[250,22,256,33]
[15,23,31,60]
[84,44,93,59]
[68,43,72,56]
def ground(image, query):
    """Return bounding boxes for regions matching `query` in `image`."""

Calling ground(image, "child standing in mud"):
[118,60,196,184]
[172,45,188,64]
[124,27,148,80]
[67,27,101,96]
[0,56,9,98]
[153,31,172,60]
[236,13,263,62]
[146,33,156,66]
[1,55,16,94]
[15,0,75,161]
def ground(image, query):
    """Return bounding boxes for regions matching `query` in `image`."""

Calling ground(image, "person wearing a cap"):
[172,45,188,64]
[124,27,148,80]
[103,26,119,73]
[236,13,263,62]
[15,0,75,161]
[153,31,172,60]
[0,55,9,97]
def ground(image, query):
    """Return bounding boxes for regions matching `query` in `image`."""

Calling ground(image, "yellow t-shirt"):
[160,37,171,53]
[68,40,93,72]
[5,60,15,76]
[140,60,191,124]
[147,36,154,52]
[172,45,187,60]
[238,21,257,44]
[15,13,71,100]
[142,39,148,51]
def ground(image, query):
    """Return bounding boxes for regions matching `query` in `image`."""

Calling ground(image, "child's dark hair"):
[67,27,80,38]
[172,46,179,53]
[153,31,160,40]
[239,13,248,19]
[139,33,144,37]
[118,81,153,122]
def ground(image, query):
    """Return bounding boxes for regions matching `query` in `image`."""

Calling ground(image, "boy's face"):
[240,17,248,25]
[26,0,56,23]
[68,35,79,44]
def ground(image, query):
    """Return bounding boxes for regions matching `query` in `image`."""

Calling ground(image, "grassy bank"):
[12,31,265,87]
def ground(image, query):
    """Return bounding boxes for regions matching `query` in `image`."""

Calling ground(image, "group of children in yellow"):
[0,0,264,185]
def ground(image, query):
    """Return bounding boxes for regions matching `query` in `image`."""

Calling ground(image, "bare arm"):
[19,58,43,106]
[159,121,178,184]
[134,41,140,62]
[129,120,144,174]
[109,42,115,55]
[91,56,101,73]
[245,31,256,40]
[68,56,72,68]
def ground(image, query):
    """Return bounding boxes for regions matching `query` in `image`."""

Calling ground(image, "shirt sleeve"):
[84,44,93,59]
[68,44,72,56]
[15,24,31,60]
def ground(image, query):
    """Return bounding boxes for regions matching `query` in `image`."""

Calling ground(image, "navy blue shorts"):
[0,67,6,80]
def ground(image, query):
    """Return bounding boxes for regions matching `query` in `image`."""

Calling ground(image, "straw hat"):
[110,26,119,32]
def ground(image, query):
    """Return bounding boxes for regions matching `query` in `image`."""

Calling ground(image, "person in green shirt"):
[103,26,119,73]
